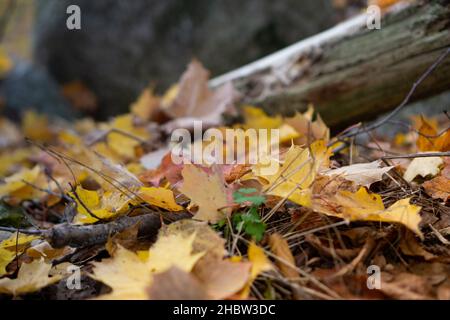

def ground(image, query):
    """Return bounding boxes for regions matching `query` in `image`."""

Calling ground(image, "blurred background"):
[0,0,447,125]
[0,0,368,120]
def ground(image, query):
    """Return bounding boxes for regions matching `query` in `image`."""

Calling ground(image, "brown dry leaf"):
[285,105,330,145]
[148,266,209,300]
[61,81,98,113]
[179,165,232,223]
[399,231,436,261]
[423,158,450,202]
[380,272,432,299]
[162,60,236,131]
[415,116,450,152]
[423,176,450,203]
[193,255,251,299]
[268,233,299,279]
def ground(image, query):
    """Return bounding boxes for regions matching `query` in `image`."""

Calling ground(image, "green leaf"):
[232,207,266,242]
[233,188,265,206]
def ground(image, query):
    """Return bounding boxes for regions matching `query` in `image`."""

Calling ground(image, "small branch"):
[382,151,450,160]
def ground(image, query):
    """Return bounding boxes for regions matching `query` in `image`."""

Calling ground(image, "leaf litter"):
[0,59,449,300]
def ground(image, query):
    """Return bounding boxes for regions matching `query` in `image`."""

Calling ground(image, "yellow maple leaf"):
[92,226,204,299]
[0,259,63,296]
[147,232,204,273]
[240,242,273,298]
[0,166,42,201]
[70,186,131,224]
[179,165,231,223]
[260,140,331,207]
[91,245,150,300]
[0,232,41,275]
[314,187,423,238]
[138,187,183,211]
[107,114,150,159]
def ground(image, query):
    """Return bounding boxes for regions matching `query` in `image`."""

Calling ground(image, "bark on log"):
[211,0,450,129]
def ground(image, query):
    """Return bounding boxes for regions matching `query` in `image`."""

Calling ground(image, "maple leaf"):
[179,165,232,223]
[324,160,393,187]
[138,187,183,211]
[0,165,41,199]
[284,105,330,145]
[0,232,36,276]
[314,187,423,238]
[92,222,205,299]
[0,259,63,296]
[422,159,450,202]
[91,245,150,300]
[258,140,331,207]
[162,60,236,132]
[415,116,450,152]
[106,114,150,159]
[148,266,210,300]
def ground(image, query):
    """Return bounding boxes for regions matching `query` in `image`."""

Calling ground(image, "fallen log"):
[211,0,450,129]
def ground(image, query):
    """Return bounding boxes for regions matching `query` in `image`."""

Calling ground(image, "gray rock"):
[0,60,77,120]
[33,0,336,118]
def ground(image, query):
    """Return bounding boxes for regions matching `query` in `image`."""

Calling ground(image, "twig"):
[382,151,450,160]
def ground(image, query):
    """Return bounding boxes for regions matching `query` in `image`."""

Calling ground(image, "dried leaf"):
[179,165,232,223]
[0,259,63,296]
[403,156,443,182]
[268,233,299,279]
[325,160,392,187]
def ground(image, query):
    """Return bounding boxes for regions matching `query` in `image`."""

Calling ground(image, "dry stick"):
[0,212,191,248]
[382,151,450,160]
[336,47,450,141]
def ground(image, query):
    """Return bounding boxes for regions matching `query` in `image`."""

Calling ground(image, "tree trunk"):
[211,0,450,129]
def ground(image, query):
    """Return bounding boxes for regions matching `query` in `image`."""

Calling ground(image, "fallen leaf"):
[240,242,273,298]
[22,110,53,142]
[193,255,251,299]
[179,165,232,223]
[130,88,160,120]
[91,245,150,300]
[0,259,63,296]
[285,105,330,145]
[148,266,209,300]
[324,160,392,187]
[162,60,236,130]
[403,156,443,182]
[423,176,450,203]
[258,141,331,207]
[138,186,183,211]
[147,231,204,274]
[314,187,423,238]
[61,81,98,113]
[268,233,299,279]
[399,231,436,261]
